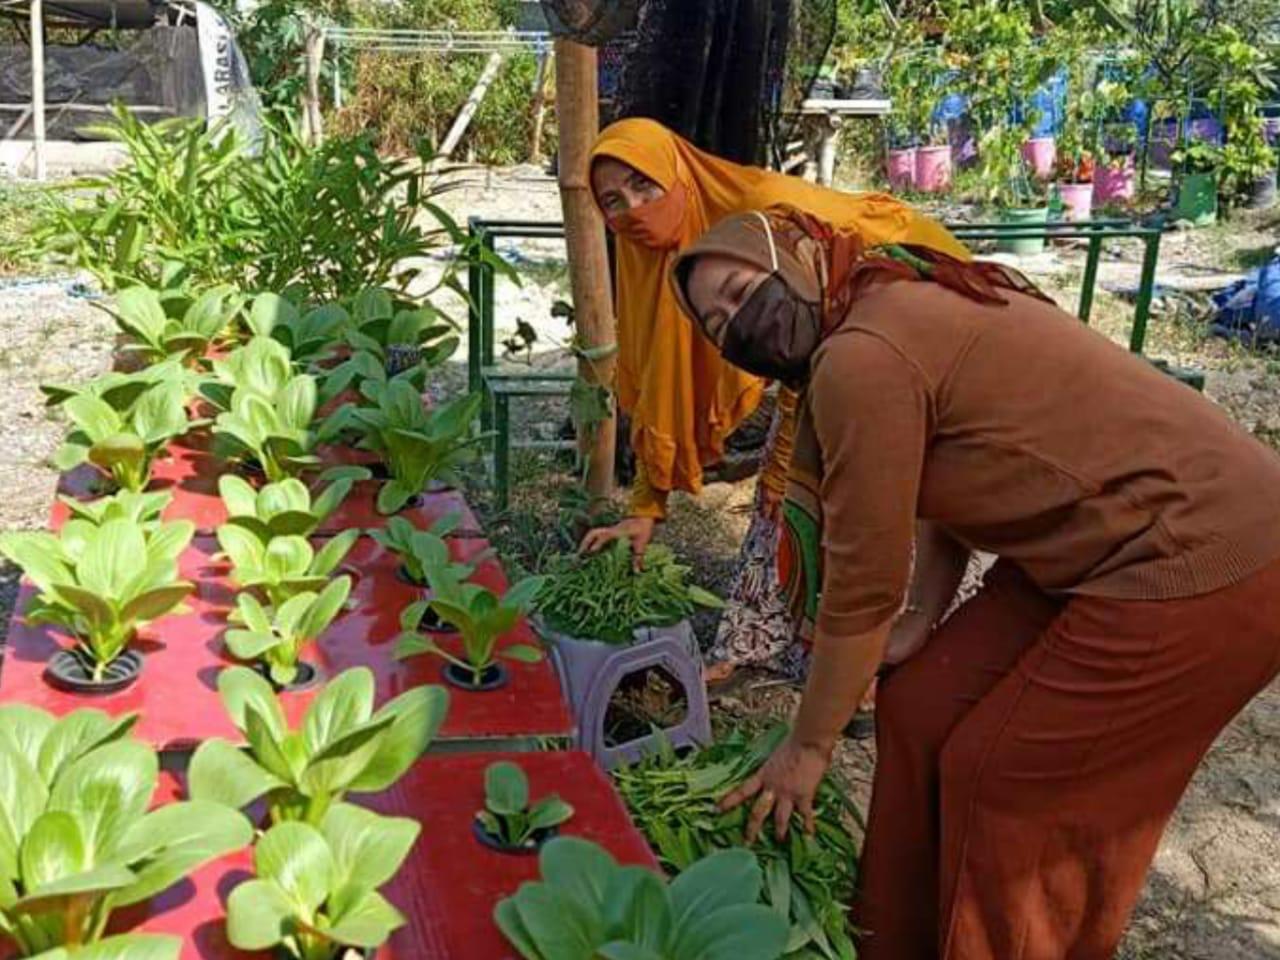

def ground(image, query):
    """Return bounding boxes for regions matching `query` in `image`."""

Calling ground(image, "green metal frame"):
[468,215,1174,508]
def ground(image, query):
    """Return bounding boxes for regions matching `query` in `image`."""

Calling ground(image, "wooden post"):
[529,48,553,162]
[439,51,504,160]
[30,0,46,181]
[555,38,616,504]
[301,23,325,145]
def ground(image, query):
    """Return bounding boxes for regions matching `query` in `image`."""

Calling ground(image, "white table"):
[794,97,892,186]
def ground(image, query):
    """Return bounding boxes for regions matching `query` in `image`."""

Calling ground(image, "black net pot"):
[442,661,508,692]
[46,648,143,695]
[471,817,559,855]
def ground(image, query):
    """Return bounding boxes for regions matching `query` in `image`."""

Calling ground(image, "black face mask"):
[719,273,821,385]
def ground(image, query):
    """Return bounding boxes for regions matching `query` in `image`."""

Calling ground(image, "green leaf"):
[236,593,273,635]
[225,628,279,661]
[302,666,375,757]
[114,800,253,906]
[502,644,545,664]
[528,796,574,833]
[324,889,407,947]
[295,575,351,641]
[14,864,137,914]
[278,375,317,432]
[78,518,146,598]
[217,666,287,740]
[485,761,530,817]
[375,479,416,515]
[494,897,541,960]
[218,475,260,519]
[670,904,790,960]
[31,933,183,960]
[243,705,296,784]
[113,285,168,347]
[254,820,334,913]
[511,881,604,960]
[668,846,763,936]
[346,685,447,792]
[596,943,664,960]
[603,867,671,951]
[539,837,617,912]
[321,803,419,894]
[119,582,192,625]
[47,739,156,862]
[225,877,295,951]
[19,811,86,891]
[187,738,286,810]
[311,528,358,577]
[248,292,299,338]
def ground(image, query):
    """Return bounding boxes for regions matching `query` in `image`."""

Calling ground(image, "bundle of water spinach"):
[535,538,723,644]
[612,724,861,960]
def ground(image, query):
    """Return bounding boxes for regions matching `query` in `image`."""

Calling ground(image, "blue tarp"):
[1211,257,1280,344]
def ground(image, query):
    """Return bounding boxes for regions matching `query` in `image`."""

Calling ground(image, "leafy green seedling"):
[0,704,251,956]
[322,380,484,514]
[99,283,242,364]
[394,575,545,688]
[242,292,349,368]
[188,666,447,825]
[494,838,789,960]
[205,337,322,481]
[225,577,351,688]
[50,381,192,492]
[0,517,195,681]
[216,525,358,609]
[40,359,196,412]
[27,933,182,959]
[369,513,482,586]
[58,489,172,531]
[475,761,573,851]
[226,804,418,960]
[318,294,459,399]
[218,466,370,542]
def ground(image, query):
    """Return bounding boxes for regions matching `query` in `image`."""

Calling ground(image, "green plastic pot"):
[996,206,1050,255]
[1174,172,1218,226]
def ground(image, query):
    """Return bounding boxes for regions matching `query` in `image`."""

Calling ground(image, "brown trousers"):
[854,559,1280,960]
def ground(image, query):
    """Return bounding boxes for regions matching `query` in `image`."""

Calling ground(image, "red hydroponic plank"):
[324,537,574,744]
[1,537,571,749]
[97,755,658,960]
[0,538,315,750]
[49,439,481,537]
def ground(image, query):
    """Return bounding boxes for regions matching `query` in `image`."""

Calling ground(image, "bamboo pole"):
[529,48,553,162]
[30,0,46,181]
[440,51,504,159]
[302,23,325,145]
[555,37,616,504]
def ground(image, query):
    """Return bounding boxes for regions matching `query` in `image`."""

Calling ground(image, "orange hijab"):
[589,117,970,508]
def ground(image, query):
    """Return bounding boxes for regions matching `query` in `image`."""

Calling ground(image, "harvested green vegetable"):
[612,724,862,960]
[534,538,723,645]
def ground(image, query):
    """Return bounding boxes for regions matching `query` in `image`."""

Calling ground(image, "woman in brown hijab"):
[671,206,1280,960]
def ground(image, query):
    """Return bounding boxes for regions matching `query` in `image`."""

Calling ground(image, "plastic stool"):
[536,619,712,769]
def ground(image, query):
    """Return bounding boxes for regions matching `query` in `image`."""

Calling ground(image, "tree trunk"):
[555,38,616,505]
[301,24,325,145]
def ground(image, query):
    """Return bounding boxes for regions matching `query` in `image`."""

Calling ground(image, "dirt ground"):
[1,165,1278,957]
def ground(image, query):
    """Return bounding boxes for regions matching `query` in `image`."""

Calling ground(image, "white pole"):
[438,51,503,159]
[30,0,46,181]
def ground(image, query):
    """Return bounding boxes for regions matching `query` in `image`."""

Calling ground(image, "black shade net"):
[542,0,836,167]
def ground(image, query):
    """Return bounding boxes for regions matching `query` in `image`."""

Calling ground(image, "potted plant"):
[217,467,371,541]
[224,577,351,690]
[979,125,1050,255]
[473,760,574,854]
[242,291,350,368]
[369,514,488,631]
[321,380,485,515]
[1050,16,1100,221]
[226,804,418,960]
[1172,140,1223,225]
[494,838,789,960]
[395,574,546,691]
[533,539,723,647]
[203,337,325,481]
[99,282,243,367]
[58,487,172,529]
[0,516,195,692]
[216,524,359,610]
[1198,25,1278,211]
[188,666,447,825]
[50,380,193,493]
[0,704,251,956]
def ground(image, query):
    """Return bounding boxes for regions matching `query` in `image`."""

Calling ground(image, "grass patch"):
[0,182,48,276]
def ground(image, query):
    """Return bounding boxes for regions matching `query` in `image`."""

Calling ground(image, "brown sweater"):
[809,278,1280,637]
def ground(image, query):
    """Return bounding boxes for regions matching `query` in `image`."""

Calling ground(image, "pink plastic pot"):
[1057,182,1094,222]
[886,147,918,190]
[1021,137,1057,180]
[1093,158,1136,206]
[914,145,953,193]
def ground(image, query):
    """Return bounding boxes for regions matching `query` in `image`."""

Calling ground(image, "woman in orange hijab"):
[581,117,969,682]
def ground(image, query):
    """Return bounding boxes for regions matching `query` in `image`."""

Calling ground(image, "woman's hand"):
[718,734,833,842]
[579,517,656,570]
